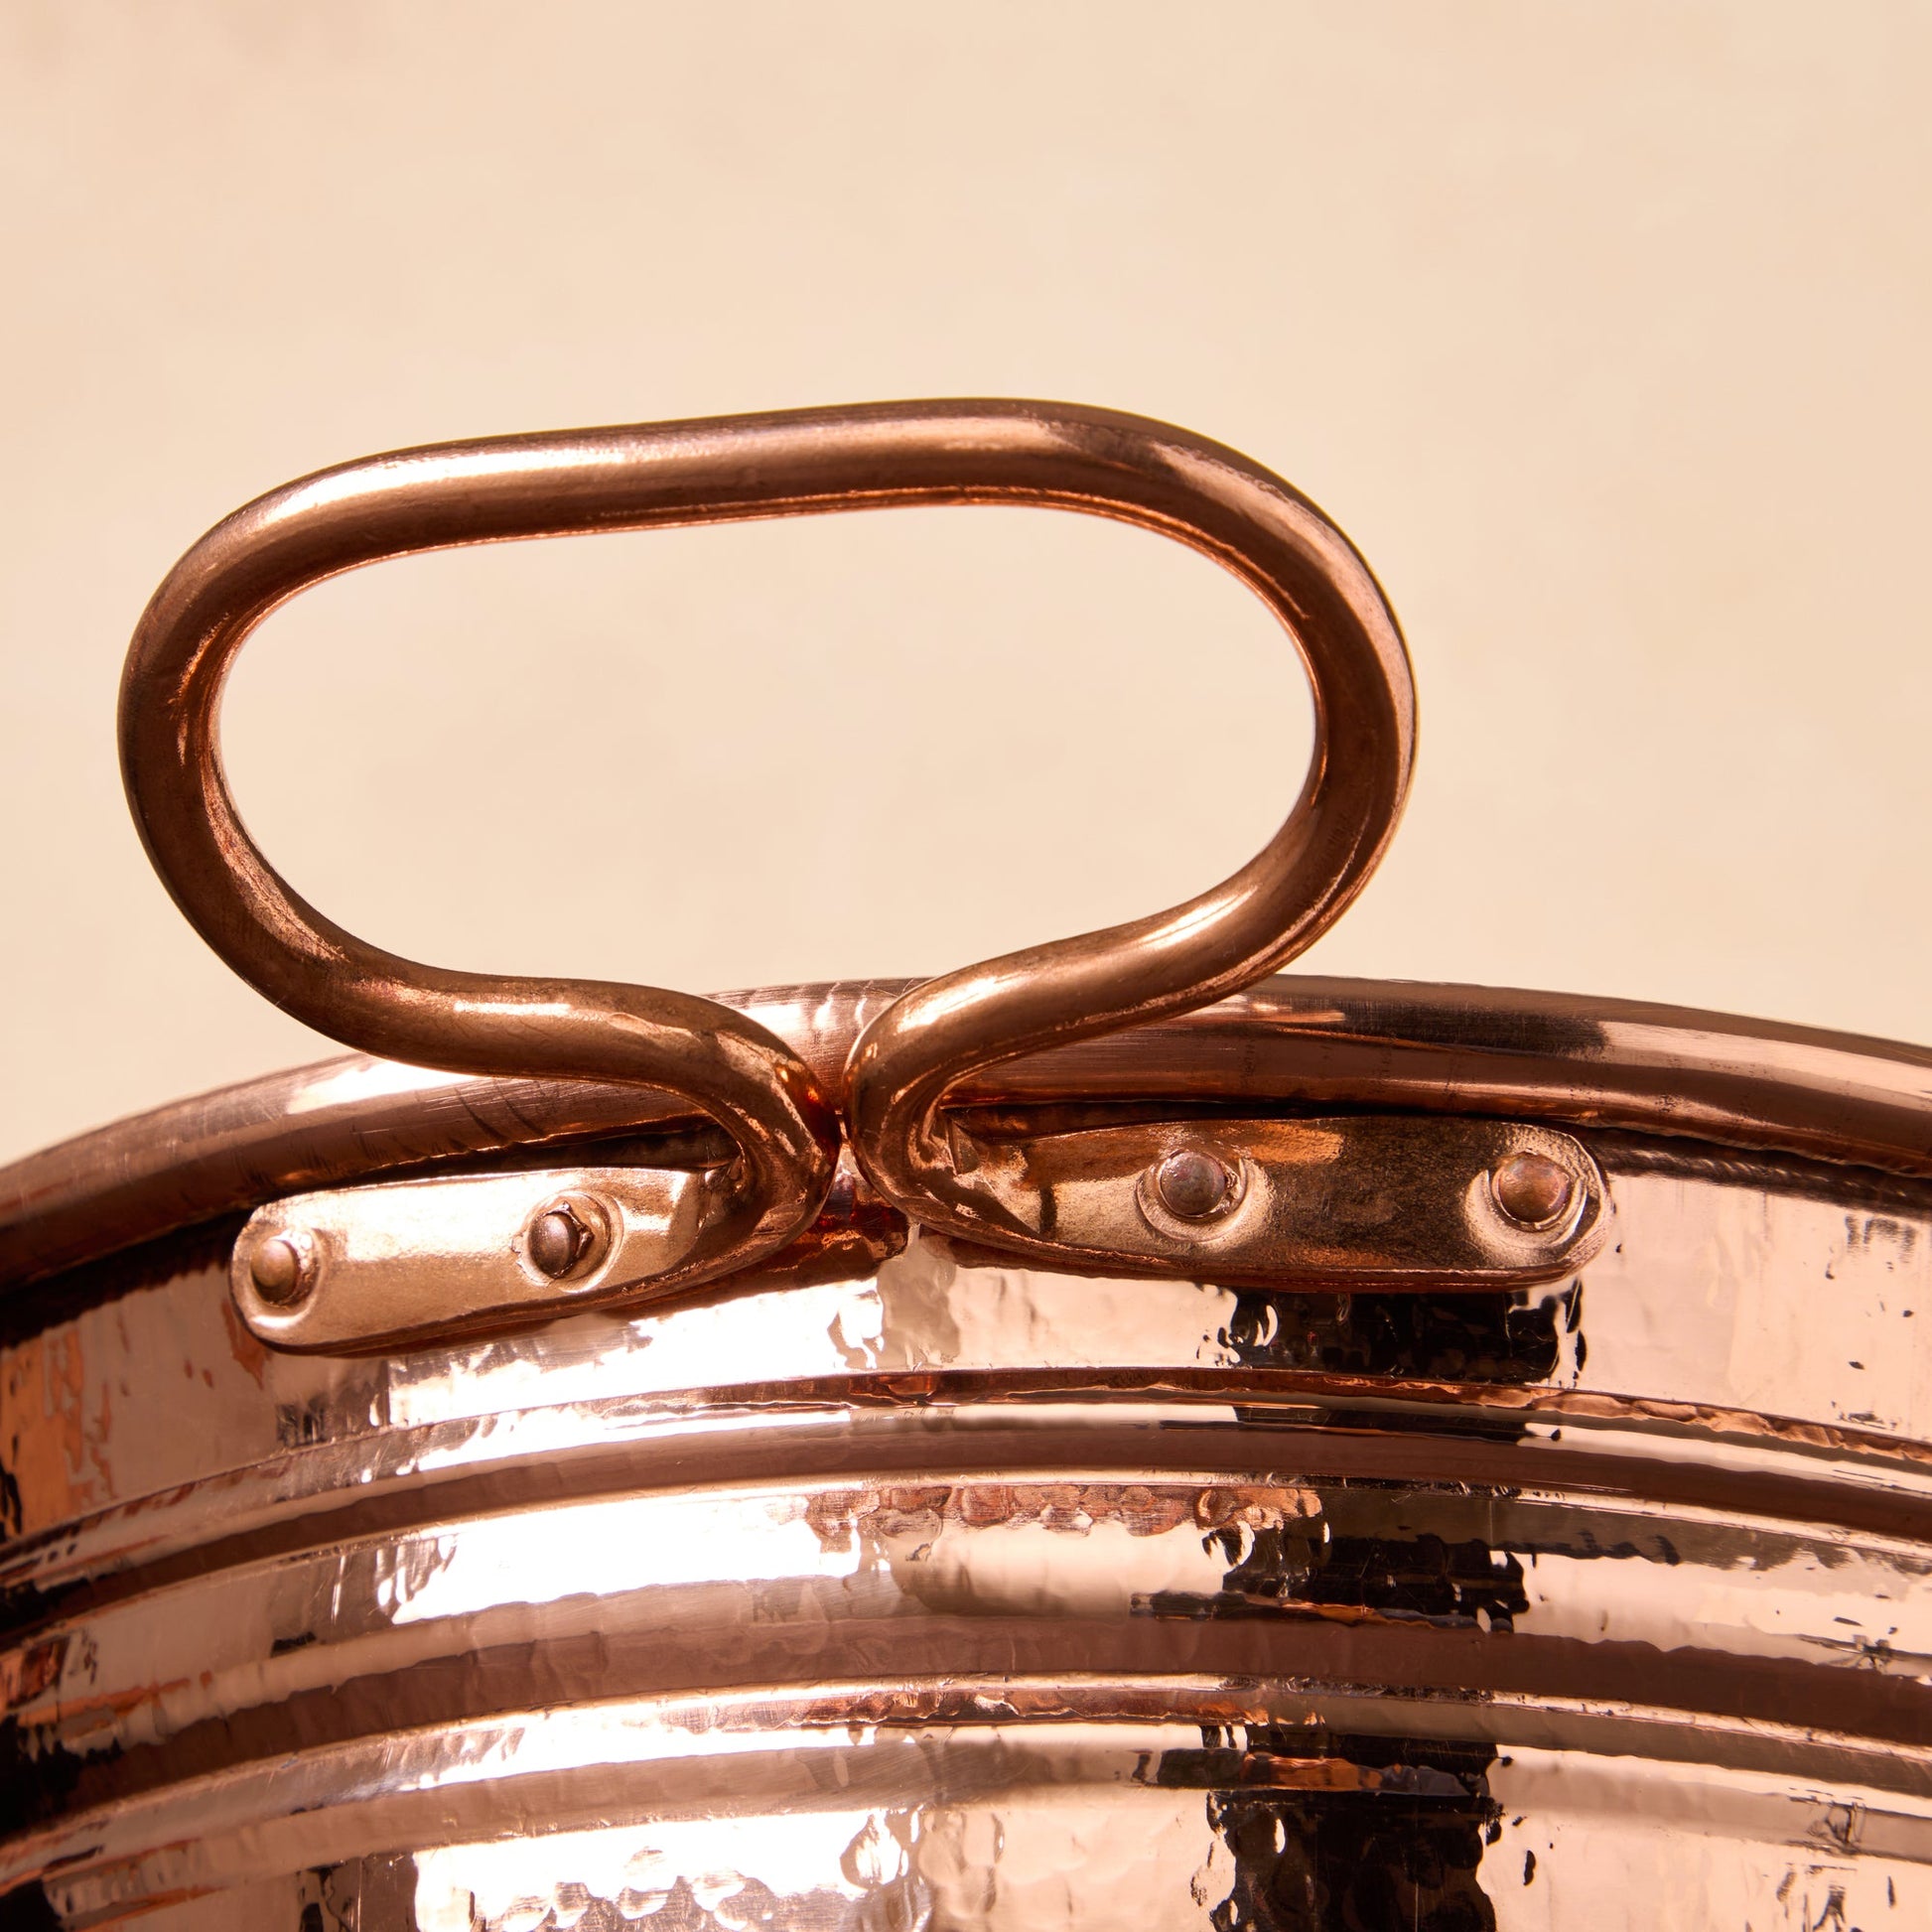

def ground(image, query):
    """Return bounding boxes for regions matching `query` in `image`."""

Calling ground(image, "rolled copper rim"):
[7,974,1932,1295]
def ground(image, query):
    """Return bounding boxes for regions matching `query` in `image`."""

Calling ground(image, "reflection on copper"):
[3,404,1928,1925]
[14,977,1932,1294]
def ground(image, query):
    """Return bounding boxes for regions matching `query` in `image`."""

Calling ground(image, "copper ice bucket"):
[2,403,1927,1929]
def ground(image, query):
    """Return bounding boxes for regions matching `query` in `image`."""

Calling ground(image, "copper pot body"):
[4,985,1930,1930]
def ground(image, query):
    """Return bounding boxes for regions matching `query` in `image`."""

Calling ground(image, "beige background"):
[2,2,1928,1167]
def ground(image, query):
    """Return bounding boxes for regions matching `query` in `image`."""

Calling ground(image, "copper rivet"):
[1491,1152,1576,1229]
[1153,1149,1235,1221]
[249,1234,312,1306]
[528,1204,594,1280]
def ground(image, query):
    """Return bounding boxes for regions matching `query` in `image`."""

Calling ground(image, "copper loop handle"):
[121,398,1414,1303]
[840,406,1417,1256]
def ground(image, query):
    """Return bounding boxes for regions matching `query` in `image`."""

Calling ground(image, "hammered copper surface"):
[3,1124,1929,1926]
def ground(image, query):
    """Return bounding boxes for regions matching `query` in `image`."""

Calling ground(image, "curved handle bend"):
[839,406,1417,1264]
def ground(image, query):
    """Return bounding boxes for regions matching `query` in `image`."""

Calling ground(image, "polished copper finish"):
[2,400,1928,1925]
[4,1128,1930,1923]
[15,974,1932,1295]
[231,1163,727,1352]
[224,1112,1606,1353]
[946,1112,1605,1292]
[118,399,1414,1309]
[836,409,1415,1268]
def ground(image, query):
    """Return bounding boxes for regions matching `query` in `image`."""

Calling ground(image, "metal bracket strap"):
[229,1117,1607,1352]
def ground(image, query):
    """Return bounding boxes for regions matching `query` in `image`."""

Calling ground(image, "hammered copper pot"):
[1,403,1926,1930]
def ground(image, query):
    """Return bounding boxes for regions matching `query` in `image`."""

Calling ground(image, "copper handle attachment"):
[122,399,1415,1335]
[842,407,1417,1270]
